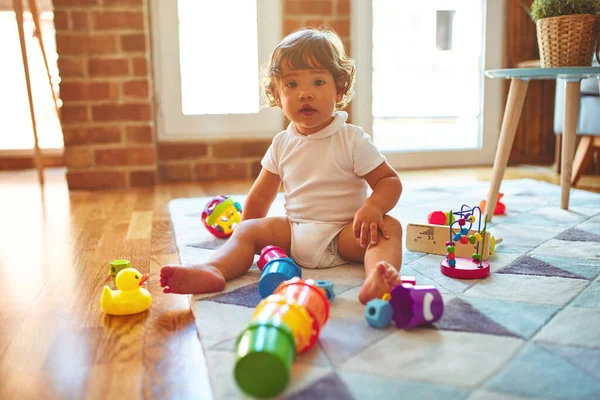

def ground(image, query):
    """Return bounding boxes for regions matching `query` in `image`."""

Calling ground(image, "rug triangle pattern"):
[555,227,600,243]
[318,318,393,368]
[497,255,587,279]
[433,297,521,338]
[205,282,262,308]
[530,255,600,280]
[461,297,560,339]
[285,373,354,400]
[485,343,600,399]
[538,343,600,380]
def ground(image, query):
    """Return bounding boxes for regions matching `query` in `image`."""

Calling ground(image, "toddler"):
[160,27,403,304]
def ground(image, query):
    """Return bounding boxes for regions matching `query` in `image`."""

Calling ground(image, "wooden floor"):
[0,165,598,399]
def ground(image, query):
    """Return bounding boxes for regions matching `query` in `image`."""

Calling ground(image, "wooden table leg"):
[485,79,529,222]
[28,0,61,122]
[560,81,581,209]
[13,0,44,185]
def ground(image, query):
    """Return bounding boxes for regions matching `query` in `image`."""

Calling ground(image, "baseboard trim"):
[0,152,65,170]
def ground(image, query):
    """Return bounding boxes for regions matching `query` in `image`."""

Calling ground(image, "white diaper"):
[289,221,349,268]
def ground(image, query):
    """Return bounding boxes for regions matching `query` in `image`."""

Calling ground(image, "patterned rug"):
[169,179,600,399]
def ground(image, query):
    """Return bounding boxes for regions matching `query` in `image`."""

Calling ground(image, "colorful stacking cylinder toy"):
[234,277,330,398]
[365,283,444,330]
[235,319,295,398]
[257,245,288,271]
[275,277,330,351]
[257,246,303,298]
[251,294,314,352]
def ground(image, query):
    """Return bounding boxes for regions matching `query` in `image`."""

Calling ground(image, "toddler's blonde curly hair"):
[262,27,355,110]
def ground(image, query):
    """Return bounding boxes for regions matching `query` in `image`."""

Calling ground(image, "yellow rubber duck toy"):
[101,267,152,315]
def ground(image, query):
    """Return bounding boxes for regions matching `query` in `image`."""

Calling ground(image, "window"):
[0,8,62,152]
[352,0,504,169]
[151,0,283,140]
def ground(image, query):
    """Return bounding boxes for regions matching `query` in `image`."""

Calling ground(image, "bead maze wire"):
[447,205,488,268]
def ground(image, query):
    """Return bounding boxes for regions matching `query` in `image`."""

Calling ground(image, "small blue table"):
[484,67,600,220]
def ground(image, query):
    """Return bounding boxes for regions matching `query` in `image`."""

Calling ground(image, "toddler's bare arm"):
[242,168,281,221]
[362,161,402,214]
[353,162,402,245]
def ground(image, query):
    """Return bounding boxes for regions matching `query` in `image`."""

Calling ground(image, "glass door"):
[352,0,504,169]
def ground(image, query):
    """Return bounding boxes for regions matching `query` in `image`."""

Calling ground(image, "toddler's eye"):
[285,81,297,88]
[314,79,325,86]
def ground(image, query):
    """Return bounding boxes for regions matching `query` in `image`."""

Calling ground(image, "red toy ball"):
[428,210,447,225]
[201,195,242,238]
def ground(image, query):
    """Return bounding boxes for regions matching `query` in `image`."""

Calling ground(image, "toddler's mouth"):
[299,105,316,115]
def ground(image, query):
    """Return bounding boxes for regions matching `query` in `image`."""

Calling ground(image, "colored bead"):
[446,245,455,253]
[469,235,476,244]
[445,241,452,246]
[472,253,481,261]
[458,218,466,226]
[447,253,455,260]
[364,299,393,329]
[454,233,461,241]
[474,233,482,242]
[468,215,476,223]
[460,236,469,244]
[382,293,391,301]
[460,227,468,235]
[448,259,456,267]
[316,280,335,301]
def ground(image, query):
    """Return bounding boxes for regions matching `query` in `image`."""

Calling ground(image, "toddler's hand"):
[353,204,389,247]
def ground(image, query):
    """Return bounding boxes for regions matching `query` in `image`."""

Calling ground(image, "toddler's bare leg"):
[160,216,291,294]
[337,215,403,304]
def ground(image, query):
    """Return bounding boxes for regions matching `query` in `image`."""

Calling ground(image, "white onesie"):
[261,111,386,268]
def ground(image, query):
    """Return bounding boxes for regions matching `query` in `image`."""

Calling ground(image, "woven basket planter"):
[536,14,598,67]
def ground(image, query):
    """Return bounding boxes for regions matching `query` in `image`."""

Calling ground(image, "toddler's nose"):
[299,90,313,101]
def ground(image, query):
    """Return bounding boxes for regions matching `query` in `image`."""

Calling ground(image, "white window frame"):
[351,0,505,169]
[151,0,283,141]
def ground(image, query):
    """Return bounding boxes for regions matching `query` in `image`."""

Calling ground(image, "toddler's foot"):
[358,261,402,305]
[160,264,226,294]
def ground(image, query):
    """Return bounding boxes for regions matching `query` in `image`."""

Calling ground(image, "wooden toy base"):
[406,223,492,260]
[440,258,490,279]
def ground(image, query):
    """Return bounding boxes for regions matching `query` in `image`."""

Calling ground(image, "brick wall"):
[56,0,351,189]
[55,0,156,189]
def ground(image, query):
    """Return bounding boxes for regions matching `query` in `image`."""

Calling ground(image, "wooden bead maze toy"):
[440,205,490,279]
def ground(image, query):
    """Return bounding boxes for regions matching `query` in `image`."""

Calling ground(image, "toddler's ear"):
[336,73,349,93]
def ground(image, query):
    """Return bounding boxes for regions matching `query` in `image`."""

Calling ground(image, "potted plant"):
[526,0,600,67]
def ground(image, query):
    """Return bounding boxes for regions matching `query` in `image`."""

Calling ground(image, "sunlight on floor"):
[0,169,72,305]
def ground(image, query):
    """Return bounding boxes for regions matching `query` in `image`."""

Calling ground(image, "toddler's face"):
[277,64,340,135]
